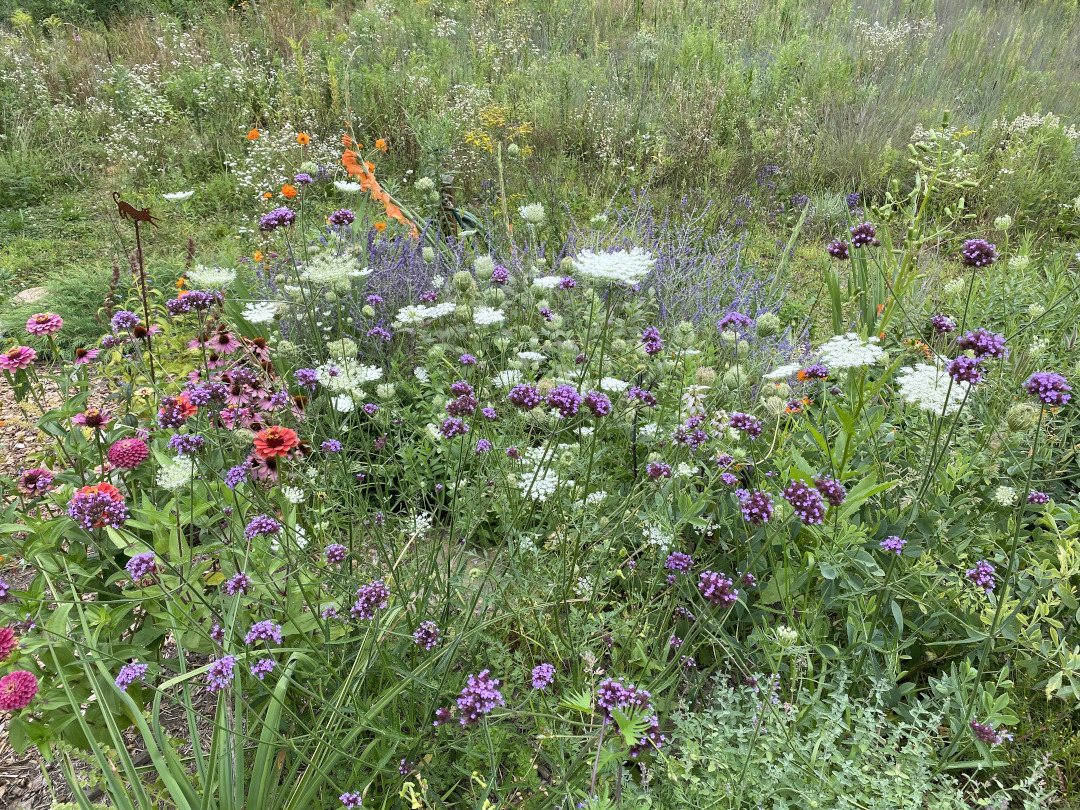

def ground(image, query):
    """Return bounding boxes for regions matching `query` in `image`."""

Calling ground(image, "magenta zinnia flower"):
[26,313,63,336]
[0,670,38,711]
[0,346,36,371]
[107,438,149,469]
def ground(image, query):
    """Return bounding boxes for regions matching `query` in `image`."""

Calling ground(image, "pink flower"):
[72,409,112,430]
[0,670,38,711]
[0,626,17,662]
[107,438,150,469]
[0,346,36,371]
[73,347,100,366]
[26,313,63,336]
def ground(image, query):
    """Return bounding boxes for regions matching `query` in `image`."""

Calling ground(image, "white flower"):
[776,625,799,648]
[676,462,697,478]
[599,377,629,393]
[514,534,538,554]
[943,277,967,297]
[281,486,305,504]
[532,275,563,289]
[241,302,279,324]
[376,383,396,400]
[519,468,568,502]
[1030,336,1049,357]
[425,422,442,441]
[162,191,194,201]
[574,575,594,598]
[764,363,802,380]
[818,333,885,369]
[392,302,455,328]
[334,181,362,193]
[572,248,655,286]
[332,395,355,413]
[896,364,968,416]
[491,369,522,388]
[638,423,660,438]
[186,265,236,288]
[993,215,1013,231]
[405,512,433,535]
[301,254,371,285]
[156,461,193,490]
[1008,255,1031,272]
[316,359,381,394]
[519,202,546,224]
[643,520,672,553]
[517,351,545,362]
[414,367,430,383]
[992,485,1018,507]
[473,306,505,326]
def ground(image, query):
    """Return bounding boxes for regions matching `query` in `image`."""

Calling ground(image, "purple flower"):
[1027,491,1050,504]
[698,571,738,606]
[433,707,453,726]
[351,579,390,620]
[801,364,829,380]
[244,515,281,539]
[715,454,734,468]
[559,276,576,289]
[947,356,984,384]
[482,407,497,420]
[459,353,478,365]
[849,222,880,248]
[18,467,55,496]
[206,655,237,692]
[966,560,996,594]
[324,543,347,563]
[960,239,997,268]
[245,620,283,646]
[490,266,509,285]
[440,418,469,438]
[295,368,319,389]
[782,480,826,524]
[340,792,364,809]
[594,677,665,756]
[736,489,773,525]
[475,439,492,454]
[508,384,542,410]
[971,718,1011,745]
[115,662,148,691]
[366,326,391,341]
[665,552,694,574]
[930,314,957,334]
[321,439,342,453]
[647,461,672,480]
[583,390,612,417]
[880,535,906,555]
[546,384,582,418]
[413,621,441,651]
[126,552,156,581]
[250,658,276,680]
[531,663,556,690]
[958,328,1008,359]
[717,311,752,332]
[1024,371,1071,406]
[223,572,252,595]
[328,209,355,227]
[642,326,663,356]
[210,624,225,644]
[111,310,140,330]
[845,192,860,210]
[450,380,474,397]
[294,172,313,184]
[720,472,738,486]
[168,433,205,455]
[68,486,130,530]
[259,207,296,231]
[729,412,762,438]
[826,239,850,260]
[627,387,658,407]
[456,669,505,726]
[814,477,845,507]
[362,403,378,416]
[225,463,251,489]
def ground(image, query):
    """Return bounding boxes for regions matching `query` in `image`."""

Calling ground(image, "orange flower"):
[341,134,353,147]
[175,394,198,419]
[296,132,310,145]
[253,426,300,460]
[375,138,387,151]
[247,128,260,140]
[263,191,273,199]
[373,221,387,231]
[281,184,297,199]
[254,251,263,262]
[175,277,187,289]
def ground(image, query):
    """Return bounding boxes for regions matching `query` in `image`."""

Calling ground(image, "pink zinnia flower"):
[107,438,150,469]
[0,626,17,662]
[0,346,36,371]
[26,313,63,336]
[0,670,38,711]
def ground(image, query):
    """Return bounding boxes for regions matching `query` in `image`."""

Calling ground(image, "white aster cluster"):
[186,265,236,288]
[818,333,885,369]
[571,248,655,286]
[392,302,456,327]
[896,364,968,416]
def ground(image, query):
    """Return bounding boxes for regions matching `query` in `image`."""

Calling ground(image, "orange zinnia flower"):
[281,184,297,199]
[175,277,187,289]
[263,191,273,199]
[175,394,198,419]
[247,128,260,140]
[373,222,387,231]
[375,138,387,151]
[296,132,310,145]
[254,251,263,262]
[253,426,300,460]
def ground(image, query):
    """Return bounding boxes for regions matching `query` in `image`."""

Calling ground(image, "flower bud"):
[755,312,781,338]
[1005,403,1039,432]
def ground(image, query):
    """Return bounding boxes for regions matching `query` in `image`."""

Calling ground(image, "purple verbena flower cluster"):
[456,669,505,726]
[351,579,390,620]
[782,480,826,524]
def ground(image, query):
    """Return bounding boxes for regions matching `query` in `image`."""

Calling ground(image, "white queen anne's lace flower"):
[599,377,629,392]
[532,275,563,289]
[186,265,236,288]
[896,364,969,416]
[519,202,546,224]
[241,302,279,324]
[818,333,885,369]
[764,363,802,380]
[162,191,194,201]
[156,461,194,490]
[473,306,505,326]
[491,369,522,388]
[334,180,362,193]
[301,254,371,285]
[392,303,455,327]
[517,351,545,362]
[992,485,1018,507]
[572,248,655,286]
